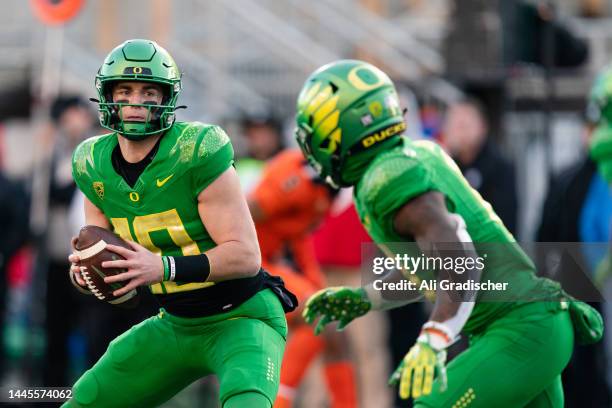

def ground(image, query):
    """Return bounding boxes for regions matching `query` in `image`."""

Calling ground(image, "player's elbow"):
[238,240,261,277]
[247,244,262,276]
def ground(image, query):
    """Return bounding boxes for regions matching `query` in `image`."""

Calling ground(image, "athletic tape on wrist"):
[162,256,169,281]
[168,256,176,281]
[421,321,455,351]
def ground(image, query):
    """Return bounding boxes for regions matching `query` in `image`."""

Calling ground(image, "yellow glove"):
[388,327,449,400]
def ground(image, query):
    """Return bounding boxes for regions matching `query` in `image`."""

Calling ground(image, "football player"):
[63,39,293,408]
[248,149,357,408]
[294,60,603,407]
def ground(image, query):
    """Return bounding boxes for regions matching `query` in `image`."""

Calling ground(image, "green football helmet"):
[588,64,612,125]
[295,60,406,187]
[94,39,182,140]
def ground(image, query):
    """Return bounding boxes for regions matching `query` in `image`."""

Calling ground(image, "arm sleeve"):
[192,126,235,196]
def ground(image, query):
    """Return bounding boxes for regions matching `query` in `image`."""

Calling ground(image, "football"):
[73,225,140,308]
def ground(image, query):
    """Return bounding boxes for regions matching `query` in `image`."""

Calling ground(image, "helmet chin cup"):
[120,122,152,140]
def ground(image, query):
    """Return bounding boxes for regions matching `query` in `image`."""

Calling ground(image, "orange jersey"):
[250,150,331,288]
[250,150,331,257]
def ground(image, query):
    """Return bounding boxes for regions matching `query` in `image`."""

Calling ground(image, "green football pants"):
[415,301,574,408]
[62,288,287,408]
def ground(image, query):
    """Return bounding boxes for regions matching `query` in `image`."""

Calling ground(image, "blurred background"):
[2,0,612,407]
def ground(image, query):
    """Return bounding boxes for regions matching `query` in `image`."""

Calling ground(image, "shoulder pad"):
[72,134,109,179]
[359,146,423,201]
[169,122,230,164]
[197,124,231,159]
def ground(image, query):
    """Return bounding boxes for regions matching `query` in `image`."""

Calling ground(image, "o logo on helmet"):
[129,192,140,202]
[133,67,143,74]
[347,66,385,91]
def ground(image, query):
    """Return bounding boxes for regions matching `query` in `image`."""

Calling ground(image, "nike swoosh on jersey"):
[156,174,174,187]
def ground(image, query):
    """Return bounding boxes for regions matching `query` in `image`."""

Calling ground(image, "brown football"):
[74,225,139,308]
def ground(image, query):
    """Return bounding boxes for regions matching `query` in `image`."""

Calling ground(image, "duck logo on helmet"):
[303,83,342,155]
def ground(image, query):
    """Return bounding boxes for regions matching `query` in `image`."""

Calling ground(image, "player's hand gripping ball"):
[302,286,371,335]
[72,225,140,308]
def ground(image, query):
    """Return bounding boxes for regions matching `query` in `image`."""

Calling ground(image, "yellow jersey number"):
[111,209,213,294]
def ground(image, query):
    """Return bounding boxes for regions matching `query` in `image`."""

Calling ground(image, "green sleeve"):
[362,154,434,233]
[191,125,235,195]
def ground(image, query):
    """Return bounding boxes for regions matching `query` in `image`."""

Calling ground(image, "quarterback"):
[295,60,603,407]
[63,39,291,408]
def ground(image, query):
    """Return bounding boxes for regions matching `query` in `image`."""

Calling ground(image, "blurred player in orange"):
[249,150,357,408]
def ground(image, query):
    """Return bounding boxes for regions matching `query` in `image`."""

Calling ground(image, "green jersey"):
[72,121,263,316]
[354,137,563,333]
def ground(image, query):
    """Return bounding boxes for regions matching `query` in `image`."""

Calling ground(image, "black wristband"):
[166,253,211,283]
